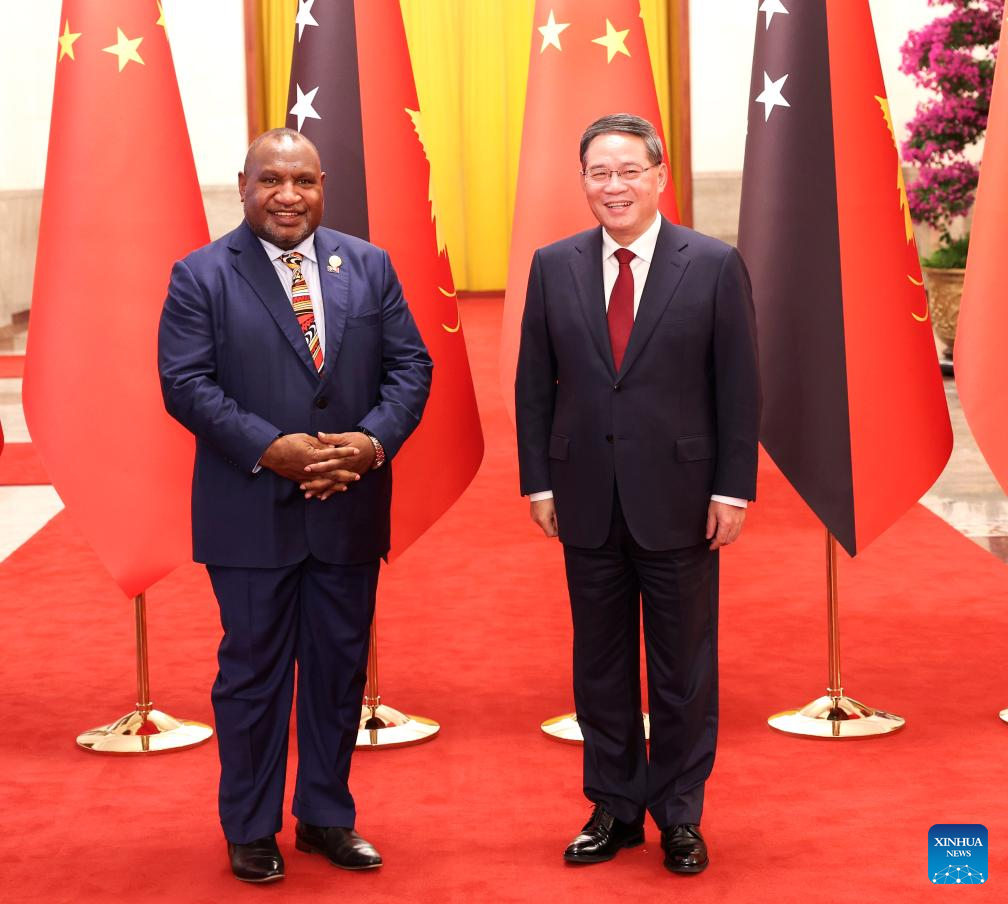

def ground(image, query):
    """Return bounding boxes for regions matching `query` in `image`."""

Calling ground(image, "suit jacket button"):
[315,397,328,409]
[605,434,613,443]
[613,383,621,392]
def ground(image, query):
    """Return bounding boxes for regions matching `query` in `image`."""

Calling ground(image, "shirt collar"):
[258,232,317,264]
[602,213,662,264]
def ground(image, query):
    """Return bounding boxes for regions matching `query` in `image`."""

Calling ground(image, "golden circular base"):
[999,708,1008,725]
[540,712,651,745]
[356,704,440,748]
[76,708,213,754]
[768,695,905,739]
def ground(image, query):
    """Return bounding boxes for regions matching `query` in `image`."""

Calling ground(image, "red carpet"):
[0,354,25,378]
[2,297,1007,902]
[0,444,48,485]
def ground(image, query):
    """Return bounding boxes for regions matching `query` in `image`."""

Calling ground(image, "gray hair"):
[243,128,320,172]
[579,113,664,168]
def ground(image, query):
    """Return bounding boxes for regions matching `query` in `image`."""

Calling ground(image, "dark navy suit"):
[159,221,431,841]
[516,217,760,828]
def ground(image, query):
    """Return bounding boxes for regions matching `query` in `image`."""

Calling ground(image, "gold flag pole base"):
[356,703,439,749]
[354,620,439,749]
[541,712,651,744]
[76,592,213,754]
[998,709,1008,725]
[768,693,905,739]
[77,707,213,754]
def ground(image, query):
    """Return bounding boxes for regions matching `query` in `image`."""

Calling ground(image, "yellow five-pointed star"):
[156,1,166,28]
[102,27,144,71]
[538,9,570,53]
[58,20,82,62]
[592,18,630,63]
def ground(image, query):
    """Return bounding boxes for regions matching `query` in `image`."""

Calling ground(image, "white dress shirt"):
[529,214,746,509]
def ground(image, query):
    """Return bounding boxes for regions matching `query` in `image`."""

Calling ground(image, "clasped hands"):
[260,431,376,501]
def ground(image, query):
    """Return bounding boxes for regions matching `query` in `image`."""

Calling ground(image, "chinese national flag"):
[499,0,680,420]
[22,0,206,597]
[287,0,483,559]
[955,17,1008,495]
[738,0,951,556]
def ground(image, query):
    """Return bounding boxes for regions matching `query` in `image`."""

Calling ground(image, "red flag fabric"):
[738,0,952,556]
[499,0,680,420]
[956,18,1008,495]
[287,0,483,559]
[22,1,205,597]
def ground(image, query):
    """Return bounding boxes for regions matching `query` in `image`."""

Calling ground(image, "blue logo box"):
[929,824,988,885]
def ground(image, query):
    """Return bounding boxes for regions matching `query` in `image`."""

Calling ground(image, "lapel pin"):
[327,255,342,274]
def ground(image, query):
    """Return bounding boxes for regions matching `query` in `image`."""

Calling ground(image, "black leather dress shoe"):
[563,805,645,863]
[227,836,285,883]
[295,820,383,869]
[660,823,709,874]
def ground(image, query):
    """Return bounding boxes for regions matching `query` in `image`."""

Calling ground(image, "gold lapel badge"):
[327,255,342,274]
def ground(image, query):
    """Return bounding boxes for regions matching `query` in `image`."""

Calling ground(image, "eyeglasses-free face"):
[581,133,667,246]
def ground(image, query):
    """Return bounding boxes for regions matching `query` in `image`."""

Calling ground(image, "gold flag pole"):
[356,618,439,748]
[76,592,214,754]
[768,528,905,738]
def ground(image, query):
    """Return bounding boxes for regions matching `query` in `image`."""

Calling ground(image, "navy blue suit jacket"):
[158,221,432,567]
[516,217,761,550]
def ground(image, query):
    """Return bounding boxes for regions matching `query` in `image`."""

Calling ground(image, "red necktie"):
[608,248,635,370]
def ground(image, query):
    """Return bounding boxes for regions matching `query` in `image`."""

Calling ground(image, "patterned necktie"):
[279,251,323,371]
[608,248,636,371]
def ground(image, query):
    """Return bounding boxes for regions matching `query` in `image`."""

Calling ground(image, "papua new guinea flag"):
[286,0,483,560]
[737,0,951,557]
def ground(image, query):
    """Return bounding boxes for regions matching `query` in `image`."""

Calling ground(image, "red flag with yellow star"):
[499,0,680,420]
[22,0,205,596]
[287,0,483,559]
[956,17,1008,496]
[737,0,951,555]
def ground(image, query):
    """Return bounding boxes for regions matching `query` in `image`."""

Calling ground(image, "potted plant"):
[900,0,1002,365]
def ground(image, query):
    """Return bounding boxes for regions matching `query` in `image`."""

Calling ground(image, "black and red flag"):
[738,0,951,556]
[286,0,483,558]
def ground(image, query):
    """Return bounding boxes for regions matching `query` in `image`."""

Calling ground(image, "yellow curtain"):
[258,0,295,130]
[251,1,673,290]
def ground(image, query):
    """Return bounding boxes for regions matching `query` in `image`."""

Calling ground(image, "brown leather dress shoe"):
[660,823,709,874]
[227,835,285,883]
[295,820,383,869]
[563,805,645,863]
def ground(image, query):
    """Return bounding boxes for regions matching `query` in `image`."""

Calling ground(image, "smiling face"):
[581,132,667,246]
[238,134,325,249]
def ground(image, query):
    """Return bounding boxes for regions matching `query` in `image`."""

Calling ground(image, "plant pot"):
[921,266,966,360]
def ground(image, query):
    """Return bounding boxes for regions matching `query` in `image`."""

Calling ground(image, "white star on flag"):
[289,83,321,131]
[755,71,790,121]
[296,0,319,42]
[538,9,570,53]
[759,0,789,29]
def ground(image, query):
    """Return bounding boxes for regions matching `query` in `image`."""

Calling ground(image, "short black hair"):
[579,113,664,168]
[243,128,320,172]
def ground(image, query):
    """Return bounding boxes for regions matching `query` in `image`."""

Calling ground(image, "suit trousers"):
[562,490,719,829]
[207,555,379,843]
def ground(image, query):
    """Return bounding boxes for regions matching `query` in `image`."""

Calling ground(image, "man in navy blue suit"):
[158,129,432,883]
[516,114,760,874]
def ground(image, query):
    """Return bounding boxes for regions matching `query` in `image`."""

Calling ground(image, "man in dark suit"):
[158,129,432,883]
[516,113,760,874]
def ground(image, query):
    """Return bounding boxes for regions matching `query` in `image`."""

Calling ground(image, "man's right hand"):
[530,498,558,538]
[259,433,361,490]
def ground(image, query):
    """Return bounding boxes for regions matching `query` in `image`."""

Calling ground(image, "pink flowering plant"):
[900,0,1003,267]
